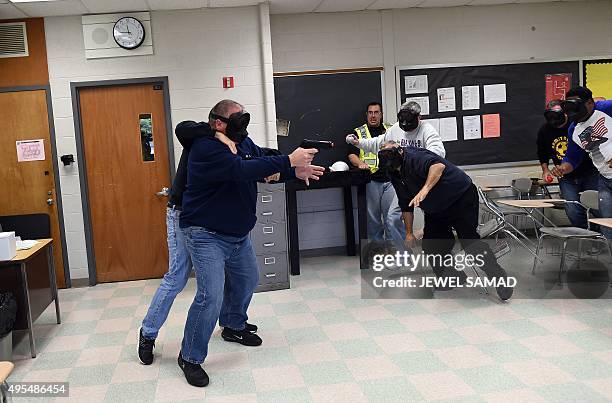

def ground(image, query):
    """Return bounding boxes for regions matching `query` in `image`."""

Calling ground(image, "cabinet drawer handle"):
[265,273,277,278]
[263,226,274,234]
[263,242,275,247]
[264,257,276,265]
[261,195,273,203]
[261,212,273,216]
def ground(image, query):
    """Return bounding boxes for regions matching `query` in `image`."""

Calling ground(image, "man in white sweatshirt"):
[347,100,446,246]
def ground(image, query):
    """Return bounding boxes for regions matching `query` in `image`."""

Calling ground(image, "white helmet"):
[330,161,349,172]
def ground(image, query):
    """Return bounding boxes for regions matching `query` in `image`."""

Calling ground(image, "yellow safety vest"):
[354,123,391,173]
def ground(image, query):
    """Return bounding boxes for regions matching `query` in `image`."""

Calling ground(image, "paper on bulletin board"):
[422,118,440,134]
[404,75,428,95]
[16,139,45,162]
[437,87,456,112]
[483,84,506,104]
[545,73,571,105]
[439,117,458,142]
[482,114,501,138]
[405,96,430,116]
[585,62,612,100]
[462,115,481,140]
[461,85,480,110]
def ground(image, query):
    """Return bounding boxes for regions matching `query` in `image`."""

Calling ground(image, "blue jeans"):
[558,173,600,229]
[141,208,192,339]
[599,175,612,240]
[366,181,406,247]
[181,226,259,364]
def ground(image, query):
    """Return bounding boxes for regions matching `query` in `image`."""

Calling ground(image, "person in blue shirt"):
[378,142,514,301]
[556,86,612,240]
[177,99,324,387]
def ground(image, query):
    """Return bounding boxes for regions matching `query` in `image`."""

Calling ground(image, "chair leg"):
[503,229,540,260]
[532,234,544,274]
[559,239,569,283]
[470,264,488,295]
[1,381,10,403]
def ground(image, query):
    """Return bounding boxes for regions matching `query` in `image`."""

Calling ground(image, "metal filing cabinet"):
[253,182,289,292]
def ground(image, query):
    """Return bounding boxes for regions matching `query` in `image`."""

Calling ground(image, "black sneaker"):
[221,327,262,346]
[482,264,514,301]
[178,352,209,387]
[245,322,258,333]
[138,328,155,365]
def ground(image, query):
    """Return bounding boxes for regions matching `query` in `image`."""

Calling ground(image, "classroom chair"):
[532,190,612,283]
[0,361,13,403]
[477,187,541,261]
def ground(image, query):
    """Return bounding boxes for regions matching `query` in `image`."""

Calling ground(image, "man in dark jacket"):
[177,99,324,387]
[138,119,245,366]
[378,142,514,302]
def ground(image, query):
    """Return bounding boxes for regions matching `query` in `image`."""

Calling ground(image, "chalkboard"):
[274,71,383,168]
[397,61,580,166]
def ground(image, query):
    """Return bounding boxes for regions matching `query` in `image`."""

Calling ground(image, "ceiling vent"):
[0,22,29,58]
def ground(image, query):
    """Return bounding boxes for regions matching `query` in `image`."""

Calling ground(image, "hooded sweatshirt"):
[355,121,446,158]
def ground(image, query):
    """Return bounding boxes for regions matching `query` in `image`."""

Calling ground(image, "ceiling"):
[0,0,585,18]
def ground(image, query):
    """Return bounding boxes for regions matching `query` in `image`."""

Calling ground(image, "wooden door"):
[79,84,171,283]
[0,89,66,287]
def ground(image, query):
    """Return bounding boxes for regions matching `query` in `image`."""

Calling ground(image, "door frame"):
[0,84,71,288]
[70,77,175,286]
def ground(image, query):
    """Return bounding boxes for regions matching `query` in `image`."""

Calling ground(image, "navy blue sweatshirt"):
[169,121,213,208]
[390,147,472,214]
[179,136,293,236]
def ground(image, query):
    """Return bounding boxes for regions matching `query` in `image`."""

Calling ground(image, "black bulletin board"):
[274,70,383,168]
[398,61,580,166]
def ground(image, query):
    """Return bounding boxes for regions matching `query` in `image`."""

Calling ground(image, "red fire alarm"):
[223,76,234,88]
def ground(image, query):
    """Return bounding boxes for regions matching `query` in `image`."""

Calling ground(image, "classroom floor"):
[8,253,612,403]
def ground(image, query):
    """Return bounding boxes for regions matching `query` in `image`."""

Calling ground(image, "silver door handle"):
[263,242,275,247]
[265,273,277,278]
[46,198,54,206]
[262,212,273,216]
[156,187,169,197]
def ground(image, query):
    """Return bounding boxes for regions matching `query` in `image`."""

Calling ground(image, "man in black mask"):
[537,99,599,229]
[378,142,514,301]
[176,99,324,387]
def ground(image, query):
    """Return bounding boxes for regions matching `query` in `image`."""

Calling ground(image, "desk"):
[285,170,370,275]
[497,199,557,228]
[0,239,61,358]
[588,218,612,228]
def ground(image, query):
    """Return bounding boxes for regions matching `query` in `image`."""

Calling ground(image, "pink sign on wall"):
[16,139,45,162]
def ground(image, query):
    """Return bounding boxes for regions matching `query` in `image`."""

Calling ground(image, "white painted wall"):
[45,6,275,279]
[270,0,612,250]
[43,1,612,278]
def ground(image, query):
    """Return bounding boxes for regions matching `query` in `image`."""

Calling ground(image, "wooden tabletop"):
[0,361,14,383]
[497,200,555,208]
[588,218,612,228]
[1,239,52,263]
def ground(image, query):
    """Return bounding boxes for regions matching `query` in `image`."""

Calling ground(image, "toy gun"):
[300,139,334,150]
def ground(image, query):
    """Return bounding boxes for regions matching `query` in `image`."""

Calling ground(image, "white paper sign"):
[16,139,45,162]
[404,75,428,95]
[422,118,440,134]
[484,84,507,104]
[405,96,430,116]
[463,115,482,140]
[439,117,458,142]
[437,87,456,112]
[461,85,480,110]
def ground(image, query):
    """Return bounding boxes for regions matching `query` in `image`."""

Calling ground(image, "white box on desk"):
[0,232,17,261]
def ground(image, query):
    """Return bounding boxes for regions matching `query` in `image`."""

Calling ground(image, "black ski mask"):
[378,147,403,172]
[561,99,588,123]
[210,111,250,143]
[544,108,566,128]
[398,109,419,132]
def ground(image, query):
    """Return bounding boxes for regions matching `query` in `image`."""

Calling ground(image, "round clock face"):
[113,17,145,50]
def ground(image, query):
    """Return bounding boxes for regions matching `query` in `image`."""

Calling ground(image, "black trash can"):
[0,293,17,361]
